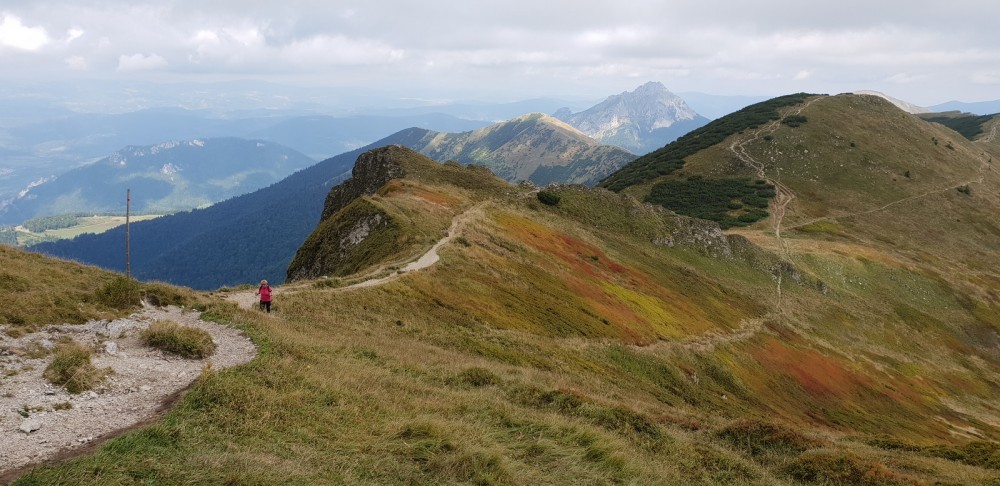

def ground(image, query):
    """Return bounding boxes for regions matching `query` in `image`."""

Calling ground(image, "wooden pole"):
[126,188,131,278]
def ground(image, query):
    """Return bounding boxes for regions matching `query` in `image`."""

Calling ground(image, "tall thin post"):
[126,188,131,278]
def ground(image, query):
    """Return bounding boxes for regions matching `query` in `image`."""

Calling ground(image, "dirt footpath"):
[0,304,256,476]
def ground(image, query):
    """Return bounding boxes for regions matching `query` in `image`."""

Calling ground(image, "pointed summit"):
[554,82,709,154]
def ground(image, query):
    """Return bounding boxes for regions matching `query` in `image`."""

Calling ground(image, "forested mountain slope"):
[33,146,363,289]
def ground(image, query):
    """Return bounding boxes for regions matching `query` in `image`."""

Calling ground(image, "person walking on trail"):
[256,279,273,313]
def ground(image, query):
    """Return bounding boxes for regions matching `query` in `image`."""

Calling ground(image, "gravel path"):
[0,304,256,476]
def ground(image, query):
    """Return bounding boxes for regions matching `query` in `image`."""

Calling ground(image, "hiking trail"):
[226,203,485,310]
[0,305,256,479]
[729,96,821,311]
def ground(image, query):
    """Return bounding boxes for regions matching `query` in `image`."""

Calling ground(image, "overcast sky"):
[1,0,998,106]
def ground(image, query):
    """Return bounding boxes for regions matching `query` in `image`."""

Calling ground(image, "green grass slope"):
[10,142,1000,484]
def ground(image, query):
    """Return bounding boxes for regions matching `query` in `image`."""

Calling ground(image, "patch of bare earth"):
[0,304,256,476]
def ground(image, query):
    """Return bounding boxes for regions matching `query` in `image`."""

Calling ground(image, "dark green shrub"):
[923,114,994,140]
[141,320,216,359]
[646,178,775,228]
[782,115,808,127]
[537,190,561,206]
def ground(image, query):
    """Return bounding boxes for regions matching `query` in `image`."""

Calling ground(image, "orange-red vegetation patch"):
[381,180,462,207]
[493,213,736,343]
[752,338,871,400]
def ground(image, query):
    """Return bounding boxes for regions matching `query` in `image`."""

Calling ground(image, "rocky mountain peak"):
[554,82,708,154]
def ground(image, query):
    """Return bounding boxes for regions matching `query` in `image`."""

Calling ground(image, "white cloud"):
[65,55,87,70]
[0,14,49,50]
[283,35,404,66]
[2,1,1000,102]
[116,53,168,72]
[66,28,84,43]
[972,72,1000,84]
[886,72,925,84]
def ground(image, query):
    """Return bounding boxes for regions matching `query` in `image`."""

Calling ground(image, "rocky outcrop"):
[286,202,396,282]
[319,146,407,222]
[288,146,417,281]
[653,215,734,259]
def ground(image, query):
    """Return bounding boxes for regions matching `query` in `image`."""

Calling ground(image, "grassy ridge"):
[10,140,1000,484]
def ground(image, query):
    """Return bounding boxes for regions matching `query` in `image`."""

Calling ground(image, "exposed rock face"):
[554,82,709,154]
[288,146,413,281]
[319,146,407,221]
[653,215,733,259]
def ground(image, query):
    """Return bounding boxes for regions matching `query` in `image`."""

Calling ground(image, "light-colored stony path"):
[0,304,256,475]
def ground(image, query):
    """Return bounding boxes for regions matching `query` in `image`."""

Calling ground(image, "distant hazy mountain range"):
[929,99,1000,116]
[0,138,315,225]
[0,110,490,208]
[389,113,637,186]
[553,82,710,154]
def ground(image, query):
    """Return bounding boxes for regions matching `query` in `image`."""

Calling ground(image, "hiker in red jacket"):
[256,279,272,313]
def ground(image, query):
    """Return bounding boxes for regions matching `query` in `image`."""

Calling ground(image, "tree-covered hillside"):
[32,147,361,289]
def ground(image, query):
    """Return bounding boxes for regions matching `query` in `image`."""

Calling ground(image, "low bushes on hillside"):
[782,115,808,127]
[646,177,775,228]
[922,113,995,140]
[141,320,216,359]
[536,190,561,206]
[43,341,111,394]
[866,436,1000,470]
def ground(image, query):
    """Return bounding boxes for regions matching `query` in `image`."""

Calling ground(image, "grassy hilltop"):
[7,97,1000,484]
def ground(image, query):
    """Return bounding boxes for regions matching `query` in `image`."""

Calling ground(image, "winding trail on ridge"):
[728,96,821,311]
[226,203,486,310]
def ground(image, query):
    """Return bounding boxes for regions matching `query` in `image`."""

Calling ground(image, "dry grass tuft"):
[42,340,111,394]
[141,320,216,359]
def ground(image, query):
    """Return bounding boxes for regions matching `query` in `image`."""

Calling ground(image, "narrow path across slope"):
[979,121,999,144]
[785,137,991,232]
[226,203,485,309]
